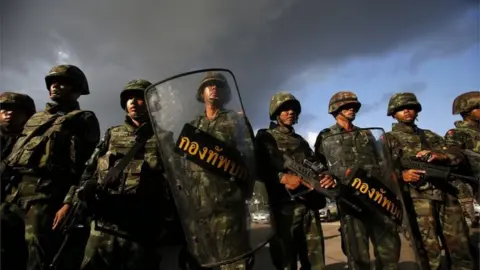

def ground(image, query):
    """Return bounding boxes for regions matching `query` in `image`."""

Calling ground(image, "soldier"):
[76,79,183,270]
[444,91,480,226]
[0,92,36,161]
[255,91,336,270]
[3,65,100,270]
[175,72,257,270]
[314,91,401,270]
[384,92,475,270]
[0,91,36,270]
[444,91,480,267]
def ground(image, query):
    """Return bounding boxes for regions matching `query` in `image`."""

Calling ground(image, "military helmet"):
[0,92,36,118]
[120,79,152,110]
[452,91,480,115]
[196,72,231,104]
[387,92,422,116]
[45,64,89,95]
[328,91,361,114]
[269,92,301,120]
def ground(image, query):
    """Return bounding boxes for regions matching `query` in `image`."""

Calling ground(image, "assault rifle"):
[465,149,480,159]
[49,196,90,269]
[282,154,363,213]
[0,160,18,203]
[50,123,154,269]
[400,156,479,191]
[464,150,480,177]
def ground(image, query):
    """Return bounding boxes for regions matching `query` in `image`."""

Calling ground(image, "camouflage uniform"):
[0,92,36,161]
[314,92,401,270]
[444,91,480,267]
[255,92,326,270]
[384,92,474,270]
[0,92,36,270]
[78,79,182,270]
[4,65,100,270]
[179,72,256,270]
[444,91,480,221]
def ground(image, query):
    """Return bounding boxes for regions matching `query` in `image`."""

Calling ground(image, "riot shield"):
[320,128,425,269]
[144,69,272,267]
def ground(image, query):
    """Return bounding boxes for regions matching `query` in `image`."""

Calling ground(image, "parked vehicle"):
[472,198,480,228]
[252,210,270,224]
[319,199,338,222]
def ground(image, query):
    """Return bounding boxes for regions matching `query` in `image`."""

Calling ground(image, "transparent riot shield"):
[144,69,272,268]
[320,128,425,270]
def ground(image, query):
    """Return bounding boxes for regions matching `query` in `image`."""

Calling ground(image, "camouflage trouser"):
[0,202,28,270]
[412,195,475,270]
[454,182,475,222]
[80,223,161,270]
[338,203,401,270]
[269,202,325,270]
[24,200,67,270]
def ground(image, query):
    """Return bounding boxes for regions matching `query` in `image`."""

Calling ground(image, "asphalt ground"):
[157,221,479,269]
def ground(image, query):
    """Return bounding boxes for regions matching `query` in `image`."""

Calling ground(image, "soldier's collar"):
[392,122,419,133]
[334,123,358,132]
[271,122,294,134]
[201,108,228,119]
[45,101,80,115]
[124,116,149,132]
[454,120,480,130]
[0,128,20,138]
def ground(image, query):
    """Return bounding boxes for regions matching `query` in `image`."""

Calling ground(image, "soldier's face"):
[0,105,28,132]
[339,104,358,121]
[278,109,298,126]
[49,78,79,102]
[203,84,222,104]
[126,95,146,119]
[394,107,417,123]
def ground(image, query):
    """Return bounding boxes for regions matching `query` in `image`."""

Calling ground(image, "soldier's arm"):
[426,130,464,166]
[382,133,405,180]
[254,130,285,183]
[382,133,402,161]
[62,113,102,205]
[313,129,329,165]
[243,115,255,140]
[444,129,467,149]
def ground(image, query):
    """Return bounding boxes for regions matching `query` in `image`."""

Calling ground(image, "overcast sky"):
[1,0,478,146]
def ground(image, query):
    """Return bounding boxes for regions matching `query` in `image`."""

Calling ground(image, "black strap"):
[102,123,154,191]
[417,129,431,150]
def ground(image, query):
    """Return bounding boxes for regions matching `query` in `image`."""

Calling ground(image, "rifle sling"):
[103,131,154,191]
[417,129,431,150]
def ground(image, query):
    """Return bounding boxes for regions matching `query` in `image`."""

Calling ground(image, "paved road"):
[252,221,418,270]
[253,221,480,270]
[159,221,479,269]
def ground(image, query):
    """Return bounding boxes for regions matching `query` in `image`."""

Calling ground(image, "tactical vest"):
[320,125,379,184]
[387,129,444,200]
[7,110,88,174]
[265,128,310,162]
[257,126,314,205]
[454,126,480,179]
[96,124,161,194]
[191,109,244,146]
[454,126,480,153]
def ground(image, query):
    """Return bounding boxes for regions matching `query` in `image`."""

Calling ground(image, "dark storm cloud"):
[0,0,477,130]
[360,81,428,114]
